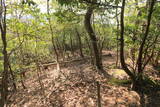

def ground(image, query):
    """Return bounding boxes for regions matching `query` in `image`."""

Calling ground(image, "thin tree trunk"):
[85,36,94,65]
[20,74,26,89]
[137,0,155,75]
[47,0,60,72]
[8,63,17,91]
[97,81,101,107]
[116,4,120,67]
[62,33,67,59]
[52,38,60,71]
[56,37,64,60]
[34,32,45,94]
[0,0,9,106]
[120,0,135,81]
[99,37,105,66]
[36,63,45,94]
[70,35,74,56]
[75,28,84,58]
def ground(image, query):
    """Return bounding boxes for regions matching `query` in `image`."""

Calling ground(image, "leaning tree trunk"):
[120,0,156,91]
[120,0,135,81]
[137,0,155,77]
[84,6,103,70]
[0,0,9,106]
[132,0,156,91]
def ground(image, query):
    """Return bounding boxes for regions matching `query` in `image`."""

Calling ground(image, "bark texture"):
[84,6,103,70]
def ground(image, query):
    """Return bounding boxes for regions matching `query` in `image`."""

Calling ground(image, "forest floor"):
[7,51,160,107]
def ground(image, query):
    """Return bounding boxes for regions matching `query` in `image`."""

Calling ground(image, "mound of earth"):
[108,69,129,80]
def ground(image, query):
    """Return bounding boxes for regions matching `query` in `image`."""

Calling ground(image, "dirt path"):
[7,51,160,107]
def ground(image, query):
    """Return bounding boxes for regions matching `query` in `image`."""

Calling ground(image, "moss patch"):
[108,78,132,86]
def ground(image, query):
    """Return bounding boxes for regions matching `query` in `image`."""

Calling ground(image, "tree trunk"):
[137,0,155,76]
[20,74,26,89]
[116,4,120,67]
[8,63,17,91]
[56,37,65,60]
[52,38,60,71]
[47,0,60,72]
[97,81,101,107]
[120,0,135,81]
[84,6,103,70]
[132,0,155,91]
[61,33,66,60]
[75,28,84,58]
[85,36,94,65]
[70,35,74,56]
[0,0,9,106]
